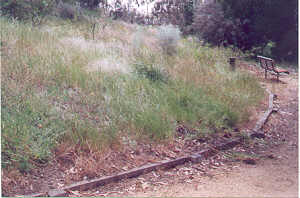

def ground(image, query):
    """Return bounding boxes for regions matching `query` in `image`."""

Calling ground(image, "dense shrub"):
[192,0,298,63]
[77,0,102,9]
[1,0,55,21]
[0,0,100,22]
[220,0,298,62]
[150,0,195,31]
[271,29,298,62]
[56,1,81,20]
[192,2,244,49]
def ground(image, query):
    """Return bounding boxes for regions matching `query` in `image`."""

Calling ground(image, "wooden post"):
[265,60,268,79]
[229,57,236,71]
[92,23,96,40]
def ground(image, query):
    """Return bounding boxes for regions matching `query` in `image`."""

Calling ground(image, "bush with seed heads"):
[157,24,181,55]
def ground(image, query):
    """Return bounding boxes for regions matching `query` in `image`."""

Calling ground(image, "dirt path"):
[126,72,298,197]
[132,160,297,197]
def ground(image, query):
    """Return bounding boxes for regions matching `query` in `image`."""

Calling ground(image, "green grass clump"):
[166,81,238,128]
[1,85,65,172]
[133,60,169,84]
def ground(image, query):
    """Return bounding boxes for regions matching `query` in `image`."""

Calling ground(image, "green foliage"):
[133,62,169,84]
[183,0,194,26]
[271,29,298,63]
[192,0,297,63]
[192,2,237,48]
[1,0,55,23]
[151,0,196,32]
[133,107,173,140]
[166,82,238,128]
[108,76,175,140]
[55,1,84,20]
[220,0,298,62]
[77,0,102,9]
[0,0,102,23]
[1,87,65,171]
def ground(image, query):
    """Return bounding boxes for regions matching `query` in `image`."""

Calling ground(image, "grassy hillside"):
[1,16,264,172]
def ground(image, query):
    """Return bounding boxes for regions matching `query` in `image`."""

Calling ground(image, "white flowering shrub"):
[157,25,181,55]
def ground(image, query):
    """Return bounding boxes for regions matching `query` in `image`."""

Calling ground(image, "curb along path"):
[251,89,275,138]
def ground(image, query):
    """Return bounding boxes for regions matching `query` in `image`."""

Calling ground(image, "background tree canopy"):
[150,0,297,62]
[220,0,298,62]
[192,0,298,62]
[1,0,298,62]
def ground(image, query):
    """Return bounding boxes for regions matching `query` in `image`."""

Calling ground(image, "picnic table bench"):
[257,55,289,81]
